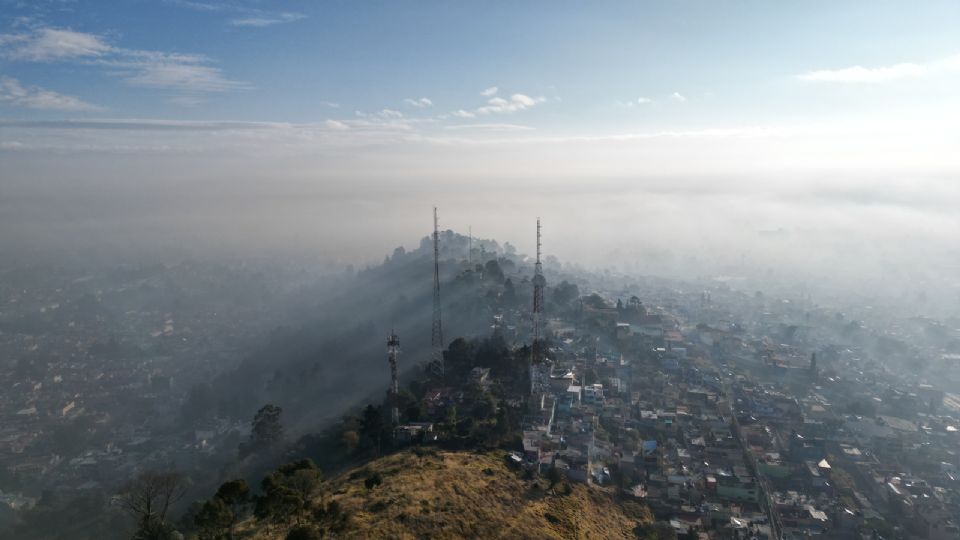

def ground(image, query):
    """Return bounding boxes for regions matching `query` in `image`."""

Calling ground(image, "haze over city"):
[3,1,959,300]
[2,2,960,539]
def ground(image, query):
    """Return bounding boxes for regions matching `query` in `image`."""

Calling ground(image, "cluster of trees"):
[190,459,347,540]
[192,480,249,539]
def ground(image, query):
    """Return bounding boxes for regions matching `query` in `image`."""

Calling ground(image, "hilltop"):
[238,448,651,539]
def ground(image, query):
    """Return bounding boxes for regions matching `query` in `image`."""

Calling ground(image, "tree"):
[484,259,504,282]
[212,479,249,536]
[404,402,422,422]
[243,404,283,457]
[502,278,517,304]
[583,293,608,309]
[256,460,322,528]
[339,430,359,454]
[194,497,233,540]
[494,406,511,437]
[285,467,322,525]
[215,479,250,509]
[552,281,580,307]
[359,404,384,456]
[445,404,458,432]
[115,471,189,540]
[546,465,561,490]
[313,499,349,534]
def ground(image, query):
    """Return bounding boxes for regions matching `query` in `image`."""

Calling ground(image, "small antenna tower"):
[429,207,444,378]
[387,331,400,426]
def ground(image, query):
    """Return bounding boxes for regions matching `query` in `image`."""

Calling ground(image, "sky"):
[1,1,959,305]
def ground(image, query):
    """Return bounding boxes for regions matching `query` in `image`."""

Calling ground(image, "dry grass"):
[238,449,648,539]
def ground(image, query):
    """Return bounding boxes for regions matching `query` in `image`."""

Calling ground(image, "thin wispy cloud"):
[0,27,111,61]
[481,86,498,97]
[669,92,687,103]
[0,76,103,111]
[229,13,306,27]
[615,97,655,108]
[377,108,403,119]
[170,1,307,27]
[403,97,433,108]
[0,27,248,94]
[452,109,475,118]
[477,93,545,114]
[118,55,248,92]
[797,53,960,83]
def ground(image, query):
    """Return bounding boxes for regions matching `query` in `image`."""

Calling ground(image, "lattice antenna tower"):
[429,207,445,378]
[387,331,400,426]
[532,218,545,363]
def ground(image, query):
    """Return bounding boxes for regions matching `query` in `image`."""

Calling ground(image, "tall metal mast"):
[532,218,545,364]
[429,207,444,378]
[387,331,400,426]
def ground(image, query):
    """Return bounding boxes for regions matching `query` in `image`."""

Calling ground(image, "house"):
[395,422,435,443]
[583,384,604,405]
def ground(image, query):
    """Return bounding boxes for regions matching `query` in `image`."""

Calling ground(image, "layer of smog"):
[1,2,958,539]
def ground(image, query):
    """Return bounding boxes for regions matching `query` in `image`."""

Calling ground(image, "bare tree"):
[115,471,189,540]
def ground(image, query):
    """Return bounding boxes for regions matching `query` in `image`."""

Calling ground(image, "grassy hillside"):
[240,449,651,539]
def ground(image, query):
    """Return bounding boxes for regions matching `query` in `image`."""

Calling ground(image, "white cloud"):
[120,54,248,92]
[229,13,306,27]
[0,27,247,94]
[355,108,407,121]
[403,97,433,108]
[172,1,307,27]
[325,120,349,130]
[669,92,687,103]
[477,93,545,114]
[0,76,103,111]
[0,28,112,61]
[378,108,403,119]
[797,53,960,83]
[481,86,498,97]
[320,101,340,108]
[617,97,655,108]
[452,109,476,118]
[799,63,926,83]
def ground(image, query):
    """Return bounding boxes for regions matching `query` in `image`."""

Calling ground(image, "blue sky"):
[2,0,958,130]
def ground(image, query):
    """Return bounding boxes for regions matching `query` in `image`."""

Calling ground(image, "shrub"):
[364,472,383,490]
